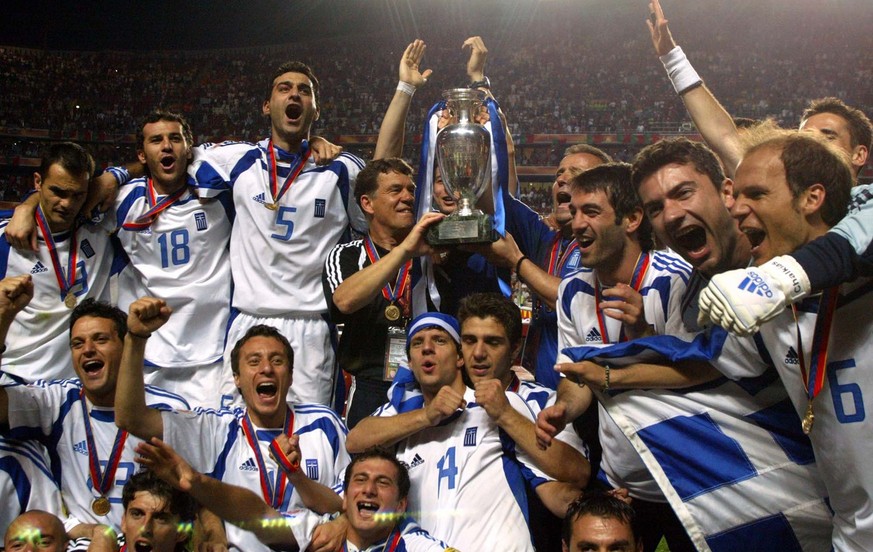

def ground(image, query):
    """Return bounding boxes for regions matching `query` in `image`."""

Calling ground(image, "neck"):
[86,390,115,409]
[246,405,287,429]
[368,224,408,251]
[422,375,466,405]
[38,204,71,234]
[596,241,643,287]
[151,176,187,197]
[271,131,305,154]
[347,524,396,550]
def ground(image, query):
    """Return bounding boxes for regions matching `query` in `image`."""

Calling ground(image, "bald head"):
[4,510,68,552]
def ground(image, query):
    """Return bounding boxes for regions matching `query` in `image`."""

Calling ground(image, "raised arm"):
[330,212,444,314]
[114,297,170,441]
[136,438,298,548]
[0,275,34,426]
[373,39,432,160]
[270,433,342,514]
[648,0,741,176]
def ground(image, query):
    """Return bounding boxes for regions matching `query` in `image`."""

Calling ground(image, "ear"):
[624,207,643,234]
[262,99,271,116]
[360,194,375,216]
[721,178,735,209]
[233,372,240,389]
[852,144,868,171]
[397,496,408,514]
[33,171,42,191]
[561,542,569,552]
[137,149,147,165]
[800,183,826,216]
[511,340,523,362]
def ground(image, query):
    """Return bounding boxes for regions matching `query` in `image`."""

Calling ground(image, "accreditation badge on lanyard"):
[384,326,408,382]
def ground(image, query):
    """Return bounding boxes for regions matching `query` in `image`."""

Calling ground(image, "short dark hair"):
[563,144,613,164]
[802,97,873,154]
[354,158,414,208]
[631,138,726,194]
[741,127,852,227]
[343,448,411,500]
[229,325,294,376]
[123,470,196,551]
[38,142,95,181]
[562,491,640,546]
[69,298,127,340]
[136,109,194,151]
[268,61,320,104]
[457,293,522,347]
[569,162,654,252]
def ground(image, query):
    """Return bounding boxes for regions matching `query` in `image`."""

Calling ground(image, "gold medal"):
[265,202,279,211]
[64,294,77,309]
[384,304,401,322]
[802,401,815,434]
[91,496,111,516]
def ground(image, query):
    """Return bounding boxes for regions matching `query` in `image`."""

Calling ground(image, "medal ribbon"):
[547,235,579,277]
[508,372,520,393]
[122,178,188,230]
[342,525,403,552]
[364,235,412,312]
[241,408,294,509]
[35,205,78,302]
[267,140,311,205]
[792,287,839,407]
[594,252,650,344]
[79,390,128,497]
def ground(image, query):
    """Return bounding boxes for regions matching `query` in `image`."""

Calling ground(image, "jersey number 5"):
[271,206,297,241]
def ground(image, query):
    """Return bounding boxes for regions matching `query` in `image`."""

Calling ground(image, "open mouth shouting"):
[673,224,708,257]
[256,381,278,400]
[741,226,766,254]
[82,359,104,377]
[285,104,303,121]
[158,154,176,172]
[575,233,595,251]
[133,540,154,552]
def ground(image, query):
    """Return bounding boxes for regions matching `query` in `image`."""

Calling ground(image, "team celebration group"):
[2,1,872,551]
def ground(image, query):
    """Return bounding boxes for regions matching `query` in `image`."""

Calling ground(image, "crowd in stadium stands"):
[1,1,873,550]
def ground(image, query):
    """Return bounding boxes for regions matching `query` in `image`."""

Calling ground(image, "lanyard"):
[792,287,839,434]
[122,178,187,230]
[594,252,650,344]
[547,234,579,277]
[240,409,294,508]
[35,205,79,303]
[80,391,128,498]
[363,235,412,316]
[266,140,311,209]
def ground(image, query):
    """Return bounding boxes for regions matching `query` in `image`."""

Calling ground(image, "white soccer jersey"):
[4,379,190,529]
[716,277,873,551]
[0,217,114,382]
[556,250,693,501]
[374,387,550,551]
[0,437,65,537]
[516,378,590,458]
[161,403,351,552]
[114,179,233,368]
[189,140,366,315]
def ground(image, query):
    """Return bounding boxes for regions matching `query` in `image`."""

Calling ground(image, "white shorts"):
[223,312,337,408]
[143,360,238,410]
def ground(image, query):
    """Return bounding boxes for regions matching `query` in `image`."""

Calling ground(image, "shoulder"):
[294,403,347,427]
[649,250,693,281]
[144,384,192,411]
[326,239,364,260]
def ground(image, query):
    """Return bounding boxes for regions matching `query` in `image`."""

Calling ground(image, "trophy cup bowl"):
[426,88,497,245]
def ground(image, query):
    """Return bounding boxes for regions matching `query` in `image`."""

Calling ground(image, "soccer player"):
[135,439,457,552]
[0,292,190,531]
[323,158,444,428]
[3,510,68,552]
[562,492,643,552]
[115,297,350,552]
[0,142,114,383]
[347,312,579,550]
[187,42,432,408]
[705,129,871,549]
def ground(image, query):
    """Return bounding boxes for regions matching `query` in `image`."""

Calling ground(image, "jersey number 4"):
[437,446,457,496]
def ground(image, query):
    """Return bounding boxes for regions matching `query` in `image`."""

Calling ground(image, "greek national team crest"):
[194,211,208,231]
[560,331,833,552]
[314,198,326,218]
[80,239,95,258]
[463,427,477,447]
[305,459,319,480]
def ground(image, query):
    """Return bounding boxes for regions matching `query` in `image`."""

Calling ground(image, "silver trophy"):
[427,88,497,245]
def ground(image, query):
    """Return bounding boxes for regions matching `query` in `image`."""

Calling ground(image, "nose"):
[661,198,686,226]
[571,210,588,235]
[471,340,487,360]
[729,196,749,220]
[142,515,155,538]
[160,136,173,151]
[80,337,97,355]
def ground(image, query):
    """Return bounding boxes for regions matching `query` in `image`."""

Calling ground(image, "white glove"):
[697,255,811,336]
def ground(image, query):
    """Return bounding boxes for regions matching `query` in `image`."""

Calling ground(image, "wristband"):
[659,46,702,95]
[603,364,610,391]
[469,77,491,90]
[514,256,529,282]
[106,166,131,186]
[127,331,151,339]
[396,81,416,97]
[269,438,300,476]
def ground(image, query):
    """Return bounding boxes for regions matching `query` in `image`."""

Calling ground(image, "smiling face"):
[800,112,867,175]
[70,316,123,407]
[362,170,416,235]
[121,491,185,552]
[553,153,605,227]
[637,162,747,276]
[34,163,89,233]
[432,168,458,215]
[137,120,191,193]
[343,457,408,546]
[569,188,631,274]
[263,71,319,152]
[234,335,292,428]
[407,327,463,399]
[461,315,516,387]
[730,147,814,265]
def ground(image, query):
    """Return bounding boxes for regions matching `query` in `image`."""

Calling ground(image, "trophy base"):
[426,213,497,245]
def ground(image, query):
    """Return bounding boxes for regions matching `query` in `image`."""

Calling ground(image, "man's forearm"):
[346,409,431,453]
